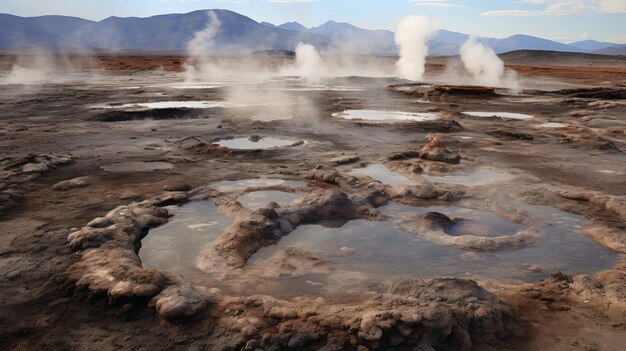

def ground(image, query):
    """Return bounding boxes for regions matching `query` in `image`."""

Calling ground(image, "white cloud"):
[483,0,626,16]
[601,0,626,12]
[482,9,541,16]
[267,0,319,3]
[160,0,200,3]
[410,0,466,8]
[608,34,626,43]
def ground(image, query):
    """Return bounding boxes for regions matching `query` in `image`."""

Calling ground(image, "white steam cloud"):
[183,11,226,82]
[280,43,323,82]
[0,49,104,93]
[187,11,221,58]
[459,37,519,90]
[394,16,435,81]
[1,58,51,85]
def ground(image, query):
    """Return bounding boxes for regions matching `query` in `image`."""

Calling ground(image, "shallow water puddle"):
[332,110,439,122]
[215,137,300,149]
[537,122,568,128]
[168,84,225,89]
[348,164,414,186]
[103,101,231,109]
[250,203,617,283]
[423,167,510,185]
[210,178,307,192]
[100,161,173,173]
[237,190,305,209]
[462,111,533,120]
[139,199,617,300]
[277,85,364,92]
[443,208,526,237]
[140,201,232,274]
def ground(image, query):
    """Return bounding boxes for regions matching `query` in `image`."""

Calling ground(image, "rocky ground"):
[0,54,625,350]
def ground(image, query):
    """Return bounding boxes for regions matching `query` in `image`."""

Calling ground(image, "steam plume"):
[187,11,221,58]
[394,16,435,81]
[459,36,519,90]
[294,43,322,81]
[459,37,503,86]
[183,11,222,81]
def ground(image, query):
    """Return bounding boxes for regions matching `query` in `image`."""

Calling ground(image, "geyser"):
[395,16,435,81]
[186,11,220,58]
[459,37,519,90]
[280,42,323,82]
[183,11,221,82]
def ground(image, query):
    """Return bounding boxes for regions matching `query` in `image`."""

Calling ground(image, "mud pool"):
[103,101,231,109]
[168,84,225,89]
[249,202,617,286]
[237,191,305,209]
[214,137,301,149]
[332,110,440,122]
[138,196,617,301]
[422,167,511,185]
[461,111,534,120]
[140,201,232,275]
[348,164,414,186]
[537,122,569,128]
[100,161,174,173]
[273,84,364,92]
[209,178,308,192]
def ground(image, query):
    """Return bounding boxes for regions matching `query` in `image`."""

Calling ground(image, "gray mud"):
[1,57,625,351]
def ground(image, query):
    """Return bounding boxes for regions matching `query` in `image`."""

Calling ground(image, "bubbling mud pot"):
[1,54,626,351]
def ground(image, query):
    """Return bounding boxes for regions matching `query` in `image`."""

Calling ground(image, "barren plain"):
[0,53,625,350]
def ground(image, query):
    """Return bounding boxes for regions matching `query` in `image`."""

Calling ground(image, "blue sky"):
[2,0,625,43]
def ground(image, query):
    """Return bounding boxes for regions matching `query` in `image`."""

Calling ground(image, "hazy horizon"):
[2,0,625,44]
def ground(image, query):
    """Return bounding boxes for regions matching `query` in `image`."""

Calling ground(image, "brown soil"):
[0,53,625,350]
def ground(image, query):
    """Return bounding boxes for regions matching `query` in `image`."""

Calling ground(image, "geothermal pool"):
[422,167,511,185]
[214,137,301,150]
[348,164,414,186]
[537,122,569,128]
[140,199,617,300]
[102,101,231,109]
[249,202,616,283]
[332,110,440,122]
[100,161,174,173]
[140,201,232,274]
[237,190,305,209]
[461,111,534,120]
[209,178,308,192]
[168,84,225,89]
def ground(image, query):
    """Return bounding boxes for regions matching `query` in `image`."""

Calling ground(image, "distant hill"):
[277,22,308,32]
[257,20,588,56]
[0,10,618,56]
[569,40,617,51]
[487,35,586,54]
[594,44,626,55]
[0,10,331,53]
[499,50,626,66]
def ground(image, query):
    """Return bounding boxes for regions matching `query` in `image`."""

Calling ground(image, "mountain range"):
[1,9,625,56]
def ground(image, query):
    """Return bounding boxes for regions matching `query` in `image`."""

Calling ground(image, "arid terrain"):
[0,53,625,350]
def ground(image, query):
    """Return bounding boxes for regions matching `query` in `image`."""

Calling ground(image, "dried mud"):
[1,54,625,351]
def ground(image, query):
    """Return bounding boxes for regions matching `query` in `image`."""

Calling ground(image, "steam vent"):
[1,4,626,351]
